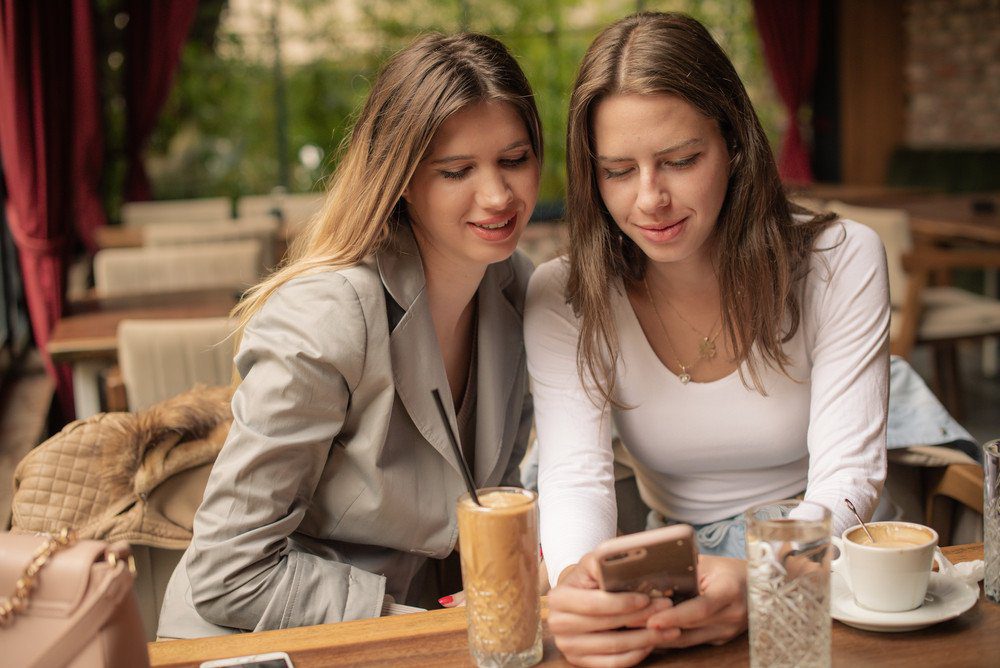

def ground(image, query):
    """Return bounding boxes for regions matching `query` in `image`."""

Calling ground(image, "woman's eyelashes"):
[499,152,530,168]
[438,152,531,180]
[600,153,702,180]
[440,166,472,180]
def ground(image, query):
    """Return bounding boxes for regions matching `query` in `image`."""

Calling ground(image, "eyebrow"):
[597,138,703,162]
[428,140,531,165]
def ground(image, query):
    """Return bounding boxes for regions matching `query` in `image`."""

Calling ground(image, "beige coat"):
[11,385,233,548]
[158,227,533,638]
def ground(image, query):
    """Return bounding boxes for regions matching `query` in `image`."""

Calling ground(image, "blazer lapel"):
[472,259,523,485]
[378,227,466,478]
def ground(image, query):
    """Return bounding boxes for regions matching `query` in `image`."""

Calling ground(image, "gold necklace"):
[643,275,702,384]
[659,292,722,361]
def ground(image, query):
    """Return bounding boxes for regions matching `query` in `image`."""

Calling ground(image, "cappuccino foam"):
[848,523,934,548]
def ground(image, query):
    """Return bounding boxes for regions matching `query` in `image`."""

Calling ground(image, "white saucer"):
[831,571,979,633]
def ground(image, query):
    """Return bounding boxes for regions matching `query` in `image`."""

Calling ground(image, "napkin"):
[381,595,426,616]
[935,548,985,587]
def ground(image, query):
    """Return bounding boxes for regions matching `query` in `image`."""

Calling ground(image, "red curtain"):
[753,0,821,184]
[0,0,108,419]
[123,0,199,202]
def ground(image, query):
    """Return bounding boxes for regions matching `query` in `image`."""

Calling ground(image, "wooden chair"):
[279,193,325,235]
[886,445,984,546]
[121,196,232,226]
[236,192,283,219]
[926,462,984,546]
[830,201,1000,417]
[93,240,262,297]
[141,216,280,271]
[106,317,237,412]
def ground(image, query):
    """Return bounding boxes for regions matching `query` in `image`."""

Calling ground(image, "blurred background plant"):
[99,0,782,217]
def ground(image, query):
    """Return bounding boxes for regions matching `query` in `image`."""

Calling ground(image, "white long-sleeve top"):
[525,219,890,585]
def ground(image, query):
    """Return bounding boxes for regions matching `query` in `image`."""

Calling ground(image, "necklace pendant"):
[679,371,691,384]
[698,337,717,360]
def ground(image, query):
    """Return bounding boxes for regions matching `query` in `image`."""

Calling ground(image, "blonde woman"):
[158,33,541,638]
[525,13,889,664]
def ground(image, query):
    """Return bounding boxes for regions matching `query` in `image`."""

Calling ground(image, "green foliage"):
[145,0,783,207]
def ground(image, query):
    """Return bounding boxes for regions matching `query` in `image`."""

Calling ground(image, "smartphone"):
[593,525,699,602]
[199,652,294,668]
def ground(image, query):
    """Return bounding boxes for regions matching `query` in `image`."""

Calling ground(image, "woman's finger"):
[555,626,664,658]
[654,619,745,649]
[437,590,465,608]
[645,591,724,630]
[549,597,674,634]
[549,585,651,617]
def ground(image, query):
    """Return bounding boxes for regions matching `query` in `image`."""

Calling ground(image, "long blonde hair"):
[566,12,834,404]
[233,33,542,330]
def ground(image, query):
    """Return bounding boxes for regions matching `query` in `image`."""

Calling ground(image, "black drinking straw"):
[431,388,481,506]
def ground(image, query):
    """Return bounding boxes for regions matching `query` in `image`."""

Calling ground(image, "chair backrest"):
[121,197,232,226]
[236,193,283,219]
[117,317,237,411]
[93,240,262,297]
[141,217,279,270]
[827,201,912,308]
[280,192,325,235]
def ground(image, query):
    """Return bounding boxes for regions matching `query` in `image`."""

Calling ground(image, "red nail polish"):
[438,595,454,606]
[539,546,544,559]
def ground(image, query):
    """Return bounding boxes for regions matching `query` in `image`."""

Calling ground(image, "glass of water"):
[985,440,1000,604]
[745,499,832,668]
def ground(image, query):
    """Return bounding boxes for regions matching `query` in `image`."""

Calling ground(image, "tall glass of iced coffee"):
[456,487,542,668]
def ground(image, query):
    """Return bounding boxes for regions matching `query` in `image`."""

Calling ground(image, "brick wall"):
[905,0,1000,147]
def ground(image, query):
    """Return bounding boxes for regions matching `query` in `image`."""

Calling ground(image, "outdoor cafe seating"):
[1,1,998,666]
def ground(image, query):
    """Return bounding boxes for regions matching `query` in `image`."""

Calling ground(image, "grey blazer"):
[158,227,533,638]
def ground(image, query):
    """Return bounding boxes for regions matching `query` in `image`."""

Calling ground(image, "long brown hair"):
[232,33,542,330]
[566,12,833,403]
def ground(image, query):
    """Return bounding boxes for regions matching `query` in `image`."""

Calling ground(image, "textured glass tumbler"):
[985,440,1000,604]
[745,500,832,668]
[456,487,542,668]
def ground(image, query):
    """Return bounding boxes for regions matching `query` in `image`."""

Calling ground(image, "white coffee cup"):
[831,521,941,612]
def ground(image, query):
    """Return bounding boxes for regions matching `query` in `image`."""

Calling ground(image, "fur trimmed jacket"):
[11,385,232,549]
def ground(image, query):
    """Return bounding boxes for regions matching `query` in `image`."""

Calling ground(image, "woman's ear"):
[401,186,412,204]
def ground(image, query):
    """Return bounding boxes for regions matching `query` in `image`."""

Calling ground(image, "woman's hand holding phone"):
[643,555,748,648]
[548,526,748,666]
[547,552,680,668]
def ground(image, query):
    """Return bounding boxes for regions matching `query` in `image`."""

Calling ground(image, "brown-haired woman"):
[157,33,542,638]
[525,12,888,663]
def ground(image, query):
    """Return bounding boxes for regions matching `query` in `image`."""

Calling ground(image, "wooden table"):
[94,223,296,250]
[901,193,1000,247]
[149,544,992,668]
[787,183,937,206]
[48,289,239,417]
[95,225,144,249]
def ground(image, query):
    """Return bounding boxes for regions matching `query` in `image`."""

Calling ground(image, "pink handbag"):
[0,529,150,668]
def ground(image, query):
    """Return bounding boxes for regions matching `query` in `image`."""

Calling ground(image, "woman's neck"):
[421,252,484,333]
[643,253,719,307]
[418,242,484,407]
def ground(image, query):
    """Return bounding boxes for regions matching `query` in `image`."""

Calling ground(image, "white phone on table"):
[199,651,294,668]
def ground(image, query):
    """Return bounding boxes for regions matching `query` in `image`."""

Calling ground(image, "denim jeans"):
[646,510,749,559]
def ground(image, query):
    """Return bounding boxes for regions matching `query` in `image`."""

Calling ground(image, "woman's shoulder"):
[810,217,886,274]
[527,255,570,295]
[815,217,883,252]
[251,265,378,335]
[282,261,382,295]
[524,256,578,327]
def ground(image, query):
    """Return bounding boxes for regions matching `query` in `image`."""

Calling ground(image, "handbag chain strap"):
[0,527,76,627]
